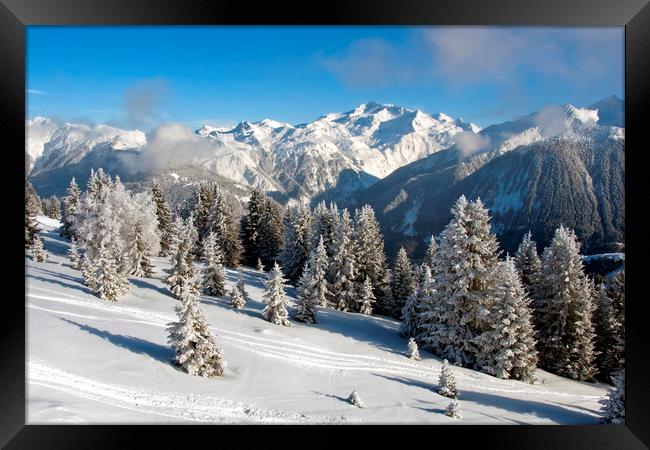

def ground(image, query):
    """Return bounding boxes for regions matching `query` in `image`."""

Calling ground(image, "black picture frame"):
[3,0,649,447]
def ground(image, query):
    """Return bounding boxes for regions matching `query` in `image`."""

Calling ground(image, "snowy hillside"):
[26,218,609,424]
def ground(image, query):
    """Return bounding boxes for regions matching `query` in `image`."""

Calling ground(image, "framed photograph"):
[4,0,649,447]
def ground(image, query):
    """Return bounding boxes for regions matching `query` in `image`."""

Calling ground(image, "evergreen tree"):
[607,271,625,332]
[410,265,436,341]
[400,264,433,338]
[407,337,421,361]
[167,279,226,377]
[209,189,242,268]
[600,369,625,424]
[192,182,216,241]
[474,258,538,382]
[330,209,359,311]
[61,177,81,238]
[333,255,358,312]
[536,226,597,381]
[347,387,365,408]
[48,196,62,220]
[279,204,313,284]
[229,284,246,309]
[353,205,388,311]
[69,238,82,270]
[166,223,197,300]
[422,197,500,366]
[201,232,227,297]
[25,207,39,249]
[256,258,265,272]
[25,181,43,216]
[41,198,50,218]
[31,235,48,262]
[359,277,376,316]
[257,197,284,268]
[25,181,41,247]
[241,189,267,266]
[80,251,96,289]
[295,236,329,322]
[262,262,291,326]
[237,276,249,303]
[186,213,201,260]
[295,262,318,324]
[309,201,334,256]
[424,235,437,271]
[94,243,129,302]
[594,284,624,382]
[444,400,462,419]
[151,181,173,256]
[128,221,155,277]
[514,231,542,301]
[390,247,416,319]
[438,359,458,399]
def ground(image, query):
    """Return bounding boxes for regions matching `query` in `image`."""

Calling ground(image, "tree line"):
[25,172,624,386]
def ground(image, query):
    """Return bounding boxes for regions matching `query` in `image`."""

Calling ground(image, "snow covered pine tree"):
[128,221,155,277]
[167,275,226,377]
[407,337,421,361]
[295,236,330,322]
[31,234,48,262]
[600,369,625,424]
[359,277,376,316]
[201,232,227,297]
[536,226,597,381]
[444,400,462,419]
[473,257,538,382]
[347,387,365,408]
[262,262,291,326]
[390,247,416,319]
[438,359,458,399]
[68,238,82,270]
[229,284,246,309]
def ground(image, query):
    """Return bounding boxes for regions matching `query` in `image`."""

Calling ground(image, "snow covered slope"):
[26,225,609,424]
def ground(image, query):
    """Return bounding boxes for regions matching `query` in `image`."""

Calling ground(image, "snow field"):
[26,221,609,424]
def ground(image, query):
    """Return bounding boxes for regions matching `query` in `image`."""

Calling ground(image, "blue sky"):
[27,26,624,130]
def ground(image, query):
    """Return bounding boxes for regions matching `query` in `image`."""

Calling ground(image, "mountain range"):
[26,95,624,258]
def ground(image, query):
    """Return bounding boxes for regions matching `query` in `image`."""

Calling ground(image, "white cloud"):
[120,122,214,173]
[453,131,491,156]
[322,27,623,90]
[27,89,46,95]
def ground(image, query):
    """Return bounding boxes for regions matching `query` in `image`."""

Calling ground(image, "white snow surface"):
[26,227,609,424]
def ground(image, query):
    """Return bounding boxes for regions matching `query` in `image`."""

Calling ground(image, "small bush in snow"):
[230,284,246,309]
[438,359,458,399]
[407,338,421,361]
[444,400,462,419]
[348,387,365,408]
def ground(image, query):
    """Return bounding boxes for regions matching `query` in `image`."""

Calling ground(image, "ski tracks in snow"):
[28,359,352,424]
[27,286,602,402]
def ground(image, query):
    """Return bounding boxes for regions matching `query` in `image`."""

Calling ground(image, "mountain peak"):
[563,104,599,125]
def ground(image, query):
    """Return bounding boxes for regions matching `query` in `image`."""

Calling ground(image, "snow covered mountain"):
[348,100,625,258]
[27,117,146,177]
[26,102,478,200]
[26,96,625,258]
